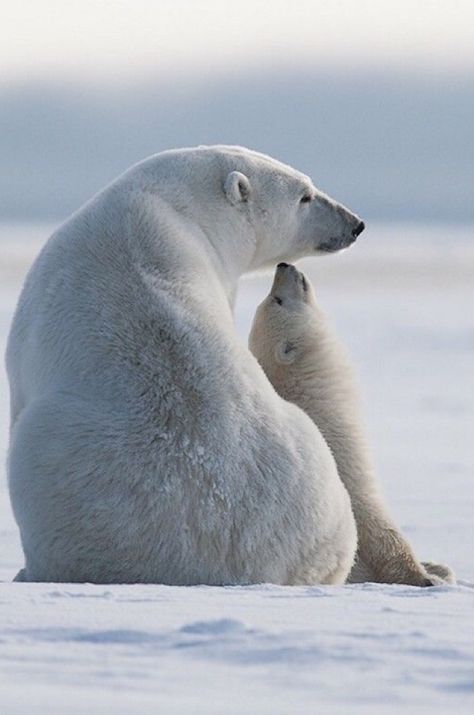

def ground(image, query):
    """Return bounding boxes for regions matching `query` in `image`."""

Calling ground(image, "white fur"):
[249,264,455,586]
[7,145,362,584]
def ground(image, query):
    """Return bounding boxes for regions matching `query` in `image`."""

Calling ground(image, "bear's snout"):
[352,220,365,238]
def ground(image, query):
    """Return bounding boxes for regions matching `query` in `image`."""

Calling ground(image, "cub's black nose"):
[277,262,289,269]
[352,221,365,238]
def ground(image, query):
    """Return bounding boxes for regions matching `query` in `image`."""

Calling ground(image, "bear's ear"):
[274,341,297,365]
[224,171,251,205]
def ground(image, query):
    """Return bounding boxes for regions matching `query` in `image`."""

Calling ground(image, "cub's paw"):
[422,561,456,585]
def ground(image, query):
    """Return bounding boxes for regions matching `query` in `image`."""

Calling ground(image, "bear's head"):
[140,146,364,277]
[217,147,364,270]
[249,262,320,370]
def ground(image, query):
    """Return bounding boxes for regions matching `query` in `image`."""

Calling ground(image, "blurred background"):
[0,0,473,580]
[0,0,473,222]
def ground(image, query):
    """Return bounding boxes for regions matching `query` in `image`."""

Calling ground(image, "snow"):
[2,582,474,714]
[1,222,473,713]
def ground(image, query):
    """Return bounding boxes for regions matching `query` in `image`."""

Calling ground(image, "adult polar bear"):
[7,145,364,585]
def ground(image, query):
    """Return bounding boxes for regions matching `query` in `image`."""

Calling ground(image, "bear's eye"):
[274,296,283,305]
[300,193,313,204]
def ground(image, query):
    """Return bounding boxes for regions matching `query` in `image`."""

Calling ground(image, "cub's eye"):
[300,275,308,291]
[274,296,283,305]
[300,193,312,204]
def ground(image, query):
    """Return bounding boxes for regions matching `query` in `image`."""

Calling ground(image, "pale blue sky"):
[2,0,474,83]
[1,1,473,221]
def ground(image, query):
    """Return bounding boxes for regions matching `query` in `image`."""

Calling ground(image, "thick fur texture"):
[7,145,363,585]
[249,263,455,586]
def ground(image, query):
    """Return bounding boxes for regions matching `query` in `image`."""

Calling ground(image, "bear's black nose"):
[277,262,289,269]
[352,221,365,238]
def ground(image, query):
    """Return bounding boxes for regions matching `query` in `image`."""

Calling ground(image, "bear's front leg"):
[421,561,456,585]
[348,517,439,587]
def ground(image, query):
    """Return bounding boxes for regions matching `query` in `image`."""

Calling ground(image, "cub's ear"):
[274,341,297,365]
[224,171,251,205]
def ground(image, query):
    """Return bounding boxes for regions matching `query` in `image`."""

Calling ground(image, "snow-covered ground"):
[1,222,473,713]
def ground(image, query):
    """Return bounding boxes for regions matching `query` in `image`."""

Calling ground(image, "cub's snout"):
[270,262,311,305]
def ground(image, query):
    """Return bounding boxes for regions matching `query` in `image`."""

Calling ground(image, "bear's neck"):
[127,193,256,310]
[198,225,257,307]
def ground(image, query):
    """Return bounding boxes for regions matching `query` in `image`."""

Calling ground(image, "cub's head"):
[249,262,319,370]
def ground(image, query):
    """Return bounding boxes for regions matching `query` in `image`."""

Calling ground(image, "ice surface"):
[0,222,473,713]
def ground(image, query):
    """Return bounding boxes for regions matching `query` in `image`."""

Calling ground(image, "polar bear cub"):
[249,263,455,586]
